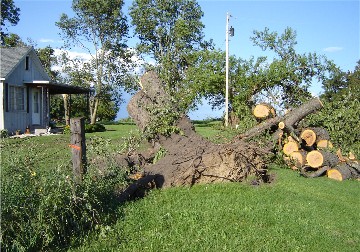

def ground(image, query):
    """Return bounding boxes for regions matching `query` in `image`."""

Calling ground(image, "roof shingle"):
[0,46,32,78]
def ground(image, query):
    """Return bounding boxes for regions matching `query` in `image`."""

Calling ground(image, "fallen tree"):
[117,71,332,201]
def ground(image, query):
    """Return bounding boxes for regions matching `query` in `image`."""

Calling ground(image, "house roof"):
[25,81,91,95]
[1,46,90,95]
[0,46,33,79]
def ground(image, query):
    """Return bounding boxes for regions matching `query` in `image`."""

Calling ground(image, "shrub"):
[1,139,128,251]
[305,96,360,156]
[85,123,106,133]
[63,125,71,134]
[1,129,8,138]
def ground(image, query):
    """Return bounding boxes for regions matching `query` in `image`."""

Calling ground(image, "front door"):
[32,89,40,125]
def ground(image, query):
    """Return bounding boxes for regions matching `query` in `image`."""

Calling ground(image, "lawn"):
[1,123,359,251]
[71,166,360,252]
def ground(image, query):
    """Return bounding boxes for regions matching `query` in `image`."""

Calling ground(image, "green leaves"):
[130,0,205,89]
[56,0,133,124]
[306,61,360,156]
[1,0,20,44]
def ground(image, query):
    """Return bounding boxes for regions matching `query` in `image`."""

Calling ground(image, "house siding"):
[0,82,4,130]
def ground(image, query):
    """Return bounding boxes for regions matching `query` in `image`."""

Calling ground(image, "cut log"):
[327,163,357,181]
[301,166,330,178]
[300,129,316,146]
[300,127,330,147]
[306,150,339,168]
[253,103,276,120]
[240,97,323,140]
[278,122,300,142]
[289,150,307,168]
[349,152,356,160]
[316,139,333,149]
[336,149,347,162]
[283,141,299,156]
[278,121,285,130]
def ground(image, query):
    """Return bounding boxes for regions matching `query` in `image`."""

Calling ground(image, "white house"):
[0,46,89,134]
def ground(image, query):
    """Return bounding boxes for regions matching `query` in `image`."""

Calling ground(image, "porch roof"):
[25,81,90,95]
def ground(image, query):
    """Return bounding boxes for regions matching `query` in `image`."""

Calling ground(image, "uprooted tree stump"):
[119,71,271,201]
[117,71,341,201]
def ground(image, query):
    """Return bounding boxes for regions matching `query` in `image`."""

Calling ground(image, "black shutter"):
[27,86,30,113]
[5,83,9,112]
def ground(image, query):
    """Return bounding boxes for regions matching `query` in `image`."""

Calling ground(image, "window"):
[25,56,30,70]
[9,86,26,111]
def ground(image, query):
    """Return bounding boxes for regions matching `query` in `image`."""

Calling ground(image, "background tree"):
[37,46,60,81]
[1,33,26,47]
[129,0,208,110]
[186,27,335,128]
[1,0,20,45]
[305,60,360,156]
[56,0,134,124]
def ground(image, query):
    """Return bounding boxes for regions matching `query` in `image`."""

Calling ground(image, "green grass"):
[71,166,360,251]
[2,124,360,251]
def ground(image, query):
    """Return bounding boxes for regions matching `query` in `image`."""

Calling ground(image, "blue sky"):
[9,0,360,120]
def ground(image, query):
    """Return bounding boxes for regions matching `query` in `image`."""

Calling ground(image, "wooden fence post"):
[70,117,87,183]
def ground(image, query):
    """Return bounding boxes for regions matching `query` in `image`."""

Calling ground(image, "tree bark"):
[122,71,271,199]
[63,94,70,126]
[327,163,359,181]
[239,97,323,140]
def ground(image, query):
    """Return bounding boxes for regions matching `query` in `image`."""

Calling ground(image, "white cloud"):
[54,49,93,62]
[323,46,343,52]
[38,38,55,43]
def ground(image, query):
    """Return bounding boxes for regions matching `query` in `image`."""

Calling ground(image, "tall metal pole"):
[225,13,230,127]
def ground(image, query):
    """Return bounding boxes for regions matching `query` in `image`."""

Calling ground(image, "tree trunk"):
[306,150,339,168]
[300,166,330,178]
[116,72,326,201]
[90,96,99,124]
[239,97,323,140]
[327,163,359,181]
[119,71,272,201]
[63,94,70,126]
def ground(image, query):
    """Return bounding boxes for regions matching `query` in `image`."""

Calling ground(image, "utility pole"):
[225,12,234,127]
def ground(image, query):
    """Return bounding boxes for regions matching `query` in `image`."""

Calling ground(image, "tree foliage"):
[56,0,133,124]
[129,0,208,107]
[1,33,26,47]
[306,61,360,156]
[1,0,20,45]
[37,46,60,81]
[186,27,335,125]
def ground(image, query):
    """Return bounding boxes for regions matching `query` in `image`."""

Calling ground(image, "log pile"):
[250,102,359,181]
[251,107,360,181]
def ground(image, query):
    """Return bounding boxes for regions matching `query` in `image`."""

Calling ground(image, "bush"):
[63,125,71,134]
[85,123,106,133]
[1,140,128,251]
[305,96,360,157]
[1,129,8,138]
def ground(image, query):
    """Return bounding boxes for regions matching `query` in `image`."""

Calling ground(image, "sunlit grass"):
[72,166,360,252]
[2,124,359,251]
